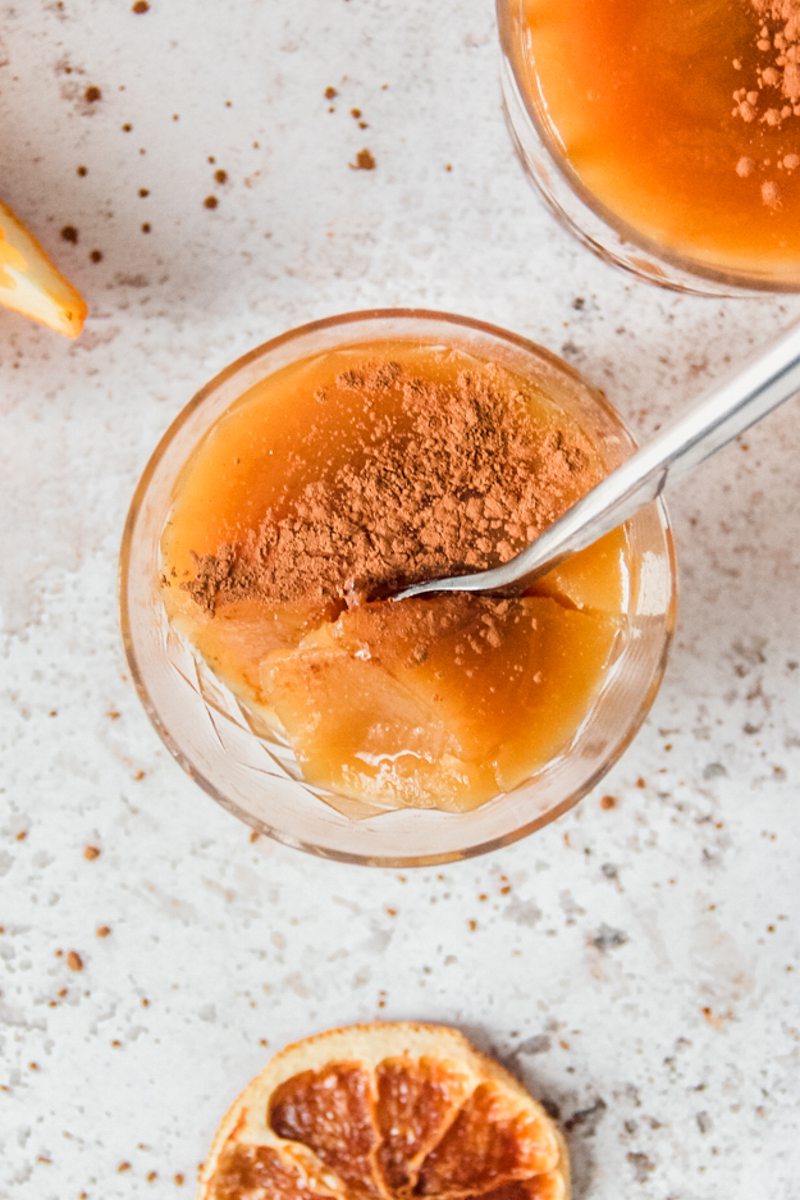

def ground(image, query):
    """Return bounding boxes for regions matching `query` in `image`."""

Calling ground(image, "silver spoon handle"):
[399,319,800,598]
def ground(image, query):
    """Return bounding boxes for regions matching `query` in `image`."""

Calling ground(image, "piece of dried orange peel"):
[199,1022,569,1200]
[0,198,87,337]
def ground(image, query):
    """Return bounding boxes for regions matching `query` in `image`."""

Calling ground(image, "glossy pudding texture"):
[161,338,629,813]
[516,0,800,279]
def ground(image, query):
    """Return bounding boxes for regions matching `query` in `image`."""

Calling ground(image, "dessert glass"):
[496,0,800,296]
[120,309,677,867]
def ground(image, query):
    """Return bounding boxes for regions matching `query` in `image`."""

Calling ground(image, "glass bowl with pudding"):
[498,0,800,294]
[120,310,676,866]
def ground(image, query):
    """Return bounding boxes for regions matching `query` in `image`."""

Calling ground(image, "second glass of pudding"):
[121,311,676,866]
[498,0,800,294]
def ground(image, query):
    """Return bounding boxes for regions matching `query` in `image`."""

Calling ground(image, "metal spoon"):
[393,320,800,602]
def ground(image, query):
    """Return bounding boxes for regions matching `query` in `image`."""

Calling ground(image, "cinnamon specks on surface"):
[733,1,800,124]
[350,148,376,170]
[83,845,101,860]
[323,86,377,160]
[733,0,800,201]
[66,950,83,972]
[60,225,78,244]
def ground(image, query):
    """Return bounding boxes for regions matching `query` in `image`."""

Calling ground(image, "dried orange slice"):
[0,198,87,337]
[200,1023,569,1200]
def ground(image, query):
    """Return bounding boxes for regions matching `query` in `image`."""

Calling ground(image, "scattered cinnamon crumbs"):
[96,925,112,938]
[84,85,102,103]
[733,0,800,199]
[324,86,338,100]
[204,195,218,209]
[132,0,150,11]
[61,225,78,243]
[214,169,228,184]
[89,249,103,263]
[184,359,598,614]
[350,148,376,170]
[600,794,617,810]
[66,950,83,972]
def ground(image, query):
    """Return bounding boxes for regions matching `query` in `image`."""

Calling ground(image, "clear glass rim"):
[496,0,800,297]
[120,307,678,868]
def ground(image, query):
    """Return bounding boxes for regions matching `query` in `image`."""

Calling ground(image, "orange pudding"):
[160,339,629,813]
[515,0,800,280]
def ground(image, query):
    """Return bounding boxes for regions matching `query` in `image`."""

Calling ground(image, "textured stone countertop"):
[1,2,798,1197]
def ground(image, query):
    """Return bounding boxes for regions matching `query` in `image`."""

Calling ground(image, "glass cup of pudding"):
[120,310,676,866]
[497,0,800,294]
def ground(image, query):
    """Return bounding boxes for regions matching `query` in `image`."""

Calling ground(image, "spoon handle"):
[398,319,800,599]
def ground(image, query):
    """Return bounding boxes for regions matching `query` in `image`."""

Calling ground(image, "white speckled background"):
[1,1,798,1197]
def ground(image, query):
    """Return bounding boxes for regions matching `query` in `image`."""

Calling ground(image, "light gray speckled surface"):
[1,2,799,1197]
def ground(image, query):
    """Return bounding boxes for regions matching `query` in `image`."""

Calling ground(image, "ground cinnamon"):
[735,1,800,116]
[184,359,599,614]
[733,0,800,196]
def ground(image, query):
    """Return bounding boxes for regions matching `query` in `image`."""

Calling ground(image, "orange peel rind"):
[0,198,87,338]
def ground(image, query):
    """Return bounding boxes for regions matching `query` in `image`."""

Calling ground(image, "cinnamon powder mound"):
[184,359,600,614]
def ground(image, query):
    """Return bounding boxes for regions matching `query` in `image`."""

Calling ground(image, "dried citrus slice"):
[0,198,87,337]
[200,1023,569,1200]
